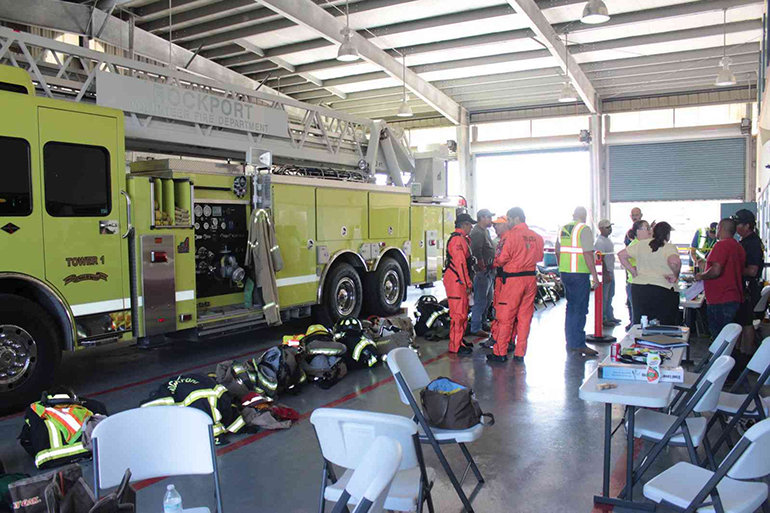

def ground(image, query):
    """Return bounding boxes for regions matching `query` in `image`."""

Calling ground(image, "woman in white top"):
[618,222,681,325]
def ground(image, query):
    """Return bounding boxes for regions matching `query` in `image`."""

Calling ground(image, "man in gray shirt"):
[469,209,495,336]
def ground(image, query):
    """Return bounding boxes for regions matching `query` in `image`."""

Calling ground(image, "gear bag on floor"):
[420,377,494,430]
[18,389,108,470]
[141,374,245,437]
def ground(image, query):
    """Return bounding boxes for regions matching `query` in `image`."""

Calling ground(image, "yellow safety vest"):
[559,222,590,274]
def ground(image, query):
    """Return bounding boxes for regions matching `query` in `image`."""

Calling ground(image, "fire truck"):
[0,29,458,408]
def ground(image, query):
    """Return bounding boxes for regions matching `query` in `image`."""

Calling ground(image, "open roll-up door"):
[609,137,746,202]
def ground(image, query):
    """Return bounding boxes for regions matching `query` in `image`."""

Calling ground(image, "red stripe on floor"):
[133,351,451,491]
[590,438,644,513]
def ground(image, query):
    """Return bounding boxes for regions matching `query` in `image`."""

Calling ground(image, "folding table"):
[579,325,688,510]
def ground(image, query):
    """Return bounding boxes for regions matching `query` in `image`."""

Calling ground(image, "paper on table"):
[683,280,704,301]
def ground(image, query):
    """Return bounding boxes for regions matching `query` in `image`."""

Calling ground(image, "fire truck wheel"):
[316,263,363,326]
[365,257,405,316]
[0,294,60,410]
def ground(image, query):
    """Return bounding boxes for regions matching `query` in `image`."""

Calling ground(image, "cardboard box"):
[598,363,684,383]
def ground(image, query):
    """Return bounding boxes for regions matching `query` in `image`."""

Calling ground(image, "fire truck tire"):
[365,257,405,316]
[315,263,363,326]
[0,294,60,410]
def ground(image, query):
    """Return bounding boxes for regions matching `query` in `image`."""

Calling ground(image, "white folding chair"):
[643,417,770,513]
[671,324,741,413]
[622,356,735,496]
[386,347,485,513]
[330,436,403,513]
[707,337,770,456]
[310,408,435,513]
[753,285,770,315]
[91,406,223,513]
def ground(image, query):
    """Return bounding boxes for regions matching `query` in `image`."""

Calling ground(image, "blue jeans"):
[562,272,590,349]
[470,269,494,333]
[602,277,616,322]
[707,302,740,339]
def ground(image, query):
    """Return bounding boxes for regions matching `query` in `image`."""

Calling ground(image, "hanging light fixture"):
[558,33,577,103]
[715,8,736,87]
[581,0,610,24]
[337,0,359,62]
[397,53,413,117]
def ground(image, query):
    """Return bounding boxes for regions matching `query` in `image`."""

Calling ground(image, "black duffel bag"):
[420,377,494,430]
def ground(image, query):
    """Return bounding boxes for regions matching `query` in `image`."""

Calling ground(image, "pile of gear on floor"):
[1,313,420,512]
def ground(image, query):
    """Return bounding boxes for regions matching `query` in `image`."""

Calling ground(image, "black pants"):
[631,283,680,325]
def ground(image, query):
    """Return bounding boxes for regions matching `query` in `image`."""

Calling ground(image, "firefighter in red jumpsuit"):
[443,213,476,355]
[488,207,544,363]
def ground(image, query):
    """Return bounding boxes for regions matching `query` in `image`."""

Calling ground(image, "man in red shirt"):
[443,213,476,355]
[488,207,544,363]
[694,218,746,338]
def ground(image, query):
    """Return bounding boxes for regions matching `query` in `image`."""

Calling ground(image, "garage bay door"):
[609,137,746,202]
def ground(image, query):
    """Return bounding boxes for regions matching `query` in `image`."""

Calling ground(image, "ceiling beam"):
[235,37,346,99]
[0,0,284,94]
[255,0,464,124]
[506,0,598,113]
[244,0,762,83]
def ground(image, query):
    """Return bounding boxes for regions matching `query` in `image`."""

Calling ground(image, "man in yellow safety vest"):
[555,207,600,356]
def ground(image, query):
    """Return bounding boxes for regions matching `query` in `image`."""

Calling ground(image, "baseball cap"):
[476,209,494,221]
[598,219,613,228]
[708,222,718,231]
[492,215,508,224]
[455,213,477,225]
[731,209,755,225]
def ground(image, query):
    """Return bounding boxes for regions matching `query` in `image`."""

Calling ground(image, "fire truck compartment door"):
[38,107,127,319]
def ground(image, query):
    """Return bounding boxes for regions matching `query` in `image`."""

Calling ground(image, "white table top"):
[681,294,704,309]
[578,325,689,408]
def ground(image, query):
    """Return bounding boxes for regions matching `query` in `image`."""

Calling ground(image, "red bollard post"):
[586,251,616,343]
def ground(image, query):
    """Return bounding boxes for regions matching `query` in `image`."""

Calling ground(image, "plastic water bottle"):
[163,485,182,513]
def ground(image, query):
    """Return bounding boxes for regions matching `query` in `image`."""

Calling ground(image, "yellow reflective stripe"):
[34,442,88,468]
[270,245,279,252]
[45,420,62,449]
[141,397,175,407]
[212,423,227,437]
[308,348,343,356]
[227,416,246,433]
[258,373,277,390]
[352,338,375,361]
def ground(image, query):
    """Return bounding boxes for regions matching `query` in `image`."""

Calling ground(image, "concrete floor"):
[0,273,752,513]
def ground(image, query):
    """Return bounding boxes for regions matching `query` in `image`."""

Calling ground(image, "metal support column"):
[457,113,475,212]
[589,114,607,224]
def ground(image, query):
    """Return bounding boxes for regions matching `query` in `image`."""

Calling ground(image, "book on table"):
[634,334,688,349]
[641,325,685,337]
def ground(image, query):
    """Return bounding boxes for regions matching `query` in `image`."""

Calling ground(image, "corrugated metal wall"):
[609,137,746,201]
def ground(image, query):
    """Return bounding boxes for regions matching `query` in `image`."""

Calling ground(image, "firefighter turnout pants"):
[444,278,469,353]
[492,276,537,357]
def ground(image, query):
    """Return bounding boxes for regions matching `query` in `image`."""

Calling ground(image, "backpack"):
[142,374,244,437]
[18,388,108,469]
[253,346,307,398]
[419,377,494,430]
[414,296,451,340]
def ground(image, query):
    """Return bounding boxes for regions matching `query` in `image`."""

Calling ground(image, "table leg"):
[626,405,635,500]
[682,308,694,365]
[603,402,611,497]
[593,404,654,511]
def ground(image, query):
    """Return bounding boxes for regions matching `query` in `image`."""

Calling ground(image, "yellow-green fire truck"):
[0,61,457,408]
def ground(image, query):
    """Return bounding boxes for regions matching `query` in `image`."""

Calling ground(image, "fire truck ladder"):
[0,26,414,179]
